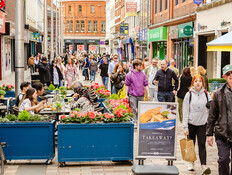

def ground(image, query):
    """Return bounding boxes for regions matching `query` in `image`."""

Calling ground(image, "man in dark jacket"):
[206,64,232,175]
[38,56,52,86]
[153,60,178,102]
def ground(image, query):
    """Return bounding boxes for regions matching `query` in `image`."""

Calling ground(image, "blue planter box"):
[5,91,15,98]
[97,98,105,107]
[0,120,55,164]
[58,122,134,166]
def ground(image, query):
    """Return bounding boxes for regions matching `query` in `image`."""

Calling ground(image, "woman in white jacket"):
[183,74,211,174]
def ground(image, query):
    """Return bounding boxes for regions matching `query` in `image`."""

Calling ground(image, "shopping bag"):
[117,85,126,99]
[180,138,197,162]
[144,90,148,101]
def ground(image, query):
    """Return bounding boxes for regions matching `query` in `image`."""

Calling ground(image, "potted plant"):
[0,90,6,99]
[57,109,134,167]
[0,111,55,164]
[48,84,56,91]
[55,102,62,112]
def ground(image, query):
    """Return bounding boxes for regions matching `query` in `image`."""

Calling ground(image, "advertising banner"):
[89,45,97,51]
[126,2,137,16]
[77,45,84,51]
[0,10,5,33]
[148,27,167,42]
[69,45,73,51]
[137,102,178,158]
[120,23,129,36]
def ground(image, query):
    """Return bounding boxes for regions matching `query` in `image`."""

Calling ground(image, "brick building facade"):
[61,0,106,53]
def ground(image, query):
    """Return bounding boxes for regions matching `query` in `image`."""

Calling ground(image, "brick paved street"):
[1,72,219,175]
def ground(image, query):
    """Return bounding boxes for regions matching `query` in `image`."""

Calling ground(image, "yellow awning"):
[207,45,232,51]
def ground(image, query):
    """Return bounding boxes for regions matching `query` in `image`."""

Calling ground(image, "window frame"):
[88,20,92,32]
[76,20,79,32]
[81,20,85,32]
[93,21,98,32]
[160,0,162,12]
[68,5,71,13]
[70,20,73,32]
[91,5,95,13]
[101,21,106,33]
[155,0,157,14]
[79,5,82,13]
[66,20,69,32]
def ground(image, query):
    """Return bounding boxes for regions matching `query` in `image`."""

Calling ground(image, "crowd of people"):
[26,51,232,175]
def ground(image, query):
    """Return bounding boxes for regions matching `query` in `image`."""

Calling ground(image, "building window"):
[93,21,98,32]
[176,0,179,5]
[165,0,168,10]
[76,20,79,32]
[91,5,95,13]
[155,0,157,14]
[66,21,69,32]
[68,6,71,13]
[160,0,162,12]
[88,21,92,32]
[70,20,73,32]
[101,21,105,33]
[79,5,82,13]
[81,21,85,32]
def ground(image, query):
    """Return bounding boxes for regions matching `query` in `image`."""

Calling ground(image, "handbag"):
[180,137,197,162]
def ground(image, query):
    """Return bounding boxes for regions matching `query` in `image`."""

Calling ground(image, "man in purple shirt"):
[125,59,150,123]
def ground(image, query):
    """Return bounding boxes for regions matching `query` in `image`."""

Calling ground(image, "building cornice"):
[197,0,232,12]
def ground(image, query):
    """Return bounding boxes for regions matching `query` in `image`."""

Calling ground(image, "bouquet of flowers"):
[96,88,111,98]
[1,84,14,91]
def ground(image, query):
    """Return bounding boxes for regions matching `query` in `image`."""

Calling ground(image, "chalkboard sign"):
[137,102,178,159]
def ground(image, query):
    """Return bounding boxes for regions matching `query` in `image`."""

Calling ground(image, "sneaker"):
[187,162,195,171]
[201,165,211,175]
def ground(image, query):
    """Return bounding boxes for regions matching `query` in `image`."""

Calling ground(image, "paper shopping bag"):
[180,138,197,162]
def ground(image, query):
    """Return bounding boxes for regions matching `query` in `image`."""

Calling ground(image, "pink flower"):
[73,111,78,115]
[7,85,11,88]
[70,114,75,118]
[61,115,66,119]
[3,84,5,86]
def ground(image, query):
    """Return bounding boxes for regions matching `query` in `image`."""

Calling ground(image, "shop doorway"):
[174,41,182,73]
[221,52,230,76]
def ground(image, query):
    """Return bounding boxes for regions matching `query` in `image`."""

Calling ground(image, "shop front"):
[122,38,134,62]
[0,10,6,80]
[139,28,148,60]
[148,27,167,60]
[170,22,194,73]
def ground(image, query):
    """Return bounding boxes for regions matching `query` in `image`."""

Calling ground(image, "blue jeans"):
[101,77,109,89]
[90,70,96,81]
[157,91,174,102]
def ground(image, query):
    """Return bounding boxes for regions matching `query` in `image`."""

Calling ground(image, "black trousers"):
[188,123,207,165]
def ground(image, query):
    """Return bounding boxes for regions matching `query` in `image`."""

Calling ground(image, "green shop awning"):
[148,27,167,42]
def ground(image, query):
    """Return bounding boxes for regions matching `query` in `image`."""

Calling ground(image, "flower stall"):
[0,111,55,164]
[57,108,134,167]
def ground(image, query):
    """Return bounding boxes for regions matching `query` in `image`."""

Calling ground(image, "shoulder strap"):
[204,90,209,102]
[189,90,192,104]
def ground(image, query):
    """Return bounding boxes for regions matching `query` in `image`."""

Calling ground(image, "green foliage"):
[74,108,80,112]
[29,114,49,121]
[0,90,6,95]
[59,86,67,91]
[55,88,60,92]
[5,114,17,121]
[48,84,56,91]
[109,94,119,100]
[56,102,61,108]
[18,110,31,121]
[0,117,10,123]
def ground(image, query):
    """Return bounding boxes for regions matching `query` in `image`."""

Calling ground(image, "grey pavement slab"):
[16,165,46,175]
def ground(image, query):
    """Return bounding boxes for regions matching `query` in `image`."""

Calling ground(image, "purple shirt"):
[125,69,148,97]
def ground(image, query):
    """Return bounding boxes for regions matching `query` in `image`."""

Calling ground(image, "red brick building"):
[61,0,106,53]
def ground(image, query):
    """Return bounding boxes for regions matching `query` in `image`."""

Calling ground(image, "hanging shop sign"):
[137,102,178,159]
[189,38,194,46]
[105,40,109,45]
[100,41,105,45]
[0,10,5,33]
[77,45,84,51]
[178,22,193,38]
[193,0,202,5]
[120,23,129,36]
[139,28,148,41]
[170,25,178,39]
[126,2,137,16]
[148,27,167,42]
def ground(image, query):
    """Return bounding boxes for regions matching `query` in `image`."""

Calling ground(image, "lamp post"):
[15,0,25,96]
[44,0,48,57]
[51,0,54,61]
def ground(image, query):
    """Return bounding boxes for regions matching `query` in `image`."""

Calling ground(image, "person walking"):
[197,66,209,91]
[144,58,159,101]
[57,57,65,86]
[50,61,64,88]
[38,56,52,86]
[183,74,211,174]
[65,58,79,87]
[176,67,192,123]
[169,59,179,102]
[123,62,129,73]
[108,55,119,94]
[206,65,232,175]
[34,55,40,72]
[110,63,126,94]
[142,57,150,70]
[83,54,90,80]
[28,54,35,74]
[153,60,178,102]
[99,57,109,89]
[89,56,98,83]
[125,59,150,124]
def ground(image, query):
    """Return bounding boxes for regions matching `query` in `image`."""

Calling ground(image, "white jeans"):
[149,87,157,101]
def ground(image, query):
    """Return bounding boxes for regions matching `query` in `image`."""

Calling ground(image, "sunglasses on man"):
[225,71,232,76]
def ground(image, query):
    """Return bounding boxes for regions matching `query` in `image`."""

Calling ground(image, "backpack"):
[189,90,211,109]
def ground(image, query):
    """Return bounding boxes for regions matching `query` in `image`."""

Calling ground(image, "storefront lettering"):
[142,135,173,140]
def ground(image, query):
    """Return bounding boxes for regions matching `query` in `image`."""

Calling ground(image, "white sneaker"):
[187,162,195,171]
[201,165,211,175]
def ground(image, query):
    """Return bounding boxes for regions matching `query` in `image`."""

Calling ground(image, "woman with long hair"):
[57,57,65,86]
[177,67,192,122]
[182,75,211,174]
[110,63,126,94]
[65,58,79,87]
[197,66,209,91]
[19,88,46,115]
[50,60,64,88]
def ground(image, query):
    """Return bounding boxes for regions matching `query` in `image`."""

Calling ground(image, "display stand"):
[132,102,180,175]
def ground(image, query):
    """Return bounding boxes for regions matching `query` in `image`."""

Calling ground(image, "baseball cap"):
[222,64,232,76]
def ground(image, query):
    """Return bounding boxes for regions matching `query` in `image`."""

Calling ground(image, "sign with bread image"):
[137,102,178,158]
